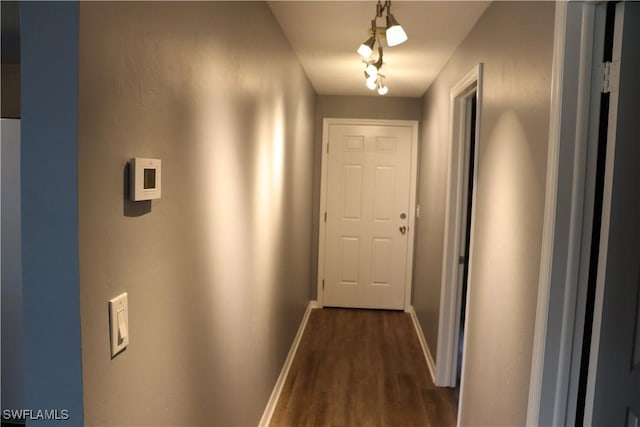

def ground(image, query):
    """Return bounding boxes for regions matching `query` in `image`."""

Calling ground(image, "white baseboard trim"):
[258,300,318,427]
[408,305,437,383]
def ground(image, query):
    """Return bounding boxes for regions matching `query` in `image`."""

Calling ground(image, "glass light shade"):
[366,78,378,90]
[358,44,373,59]
[357,37,375,59]
[386,15,408,47]
[365,63,379,78]
[377,84,389,95]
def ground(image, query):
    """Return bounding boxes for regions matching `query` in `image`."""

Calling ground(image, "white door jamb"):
[527,2,607,425]
[435,64,483,388]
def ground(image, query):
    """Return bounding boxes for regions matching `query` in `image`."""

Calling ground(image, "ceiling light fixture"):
[365,63,379,78]
[385,13,408,47]
[357,36,376,59]
[365,71,385,91]
[356,0,407,95]
[363,46,384,77]
[377,81,389,96]
[357,20,377,59]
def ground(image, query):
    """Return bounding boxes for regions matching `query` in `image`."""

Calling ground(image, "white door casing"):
[585,2,640,424]
[527,2,607,424]
[437,64,482,388]
[317,119,418,311]
[528,1,640,424]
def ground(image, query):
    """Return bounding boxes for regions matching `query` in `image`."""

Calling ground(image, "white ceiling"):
[268,1,490,98]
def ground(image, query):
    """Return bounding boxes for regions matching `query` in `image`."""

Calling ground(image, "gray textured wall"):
[311,95,422,299]
[412,2,555,424]
[78,2,315,425]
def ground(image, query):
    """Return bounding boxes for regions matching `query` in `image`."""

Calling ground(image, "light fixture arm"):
[376,0,385,18]
[370,19,378,43]
[375,0,394,18]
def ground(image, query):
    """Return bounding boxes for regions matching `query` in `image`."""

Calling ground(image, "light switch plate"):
[109,292,129,358]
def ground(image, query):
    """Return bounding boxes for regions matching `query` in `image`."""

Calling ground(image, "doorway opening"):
[456,93,477,386]
[435,64,483,396]
[575,2,617,423]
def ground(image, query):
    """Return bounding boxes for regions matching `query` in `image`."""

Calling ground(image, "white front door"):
[321,120,416,310]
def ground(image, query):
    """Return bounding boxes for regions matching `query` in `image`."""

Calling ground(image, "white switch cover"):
[109,292,129,358]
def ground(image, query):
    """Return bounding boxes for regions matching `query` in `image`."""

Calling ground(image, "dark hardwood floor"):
[270,308,458,427]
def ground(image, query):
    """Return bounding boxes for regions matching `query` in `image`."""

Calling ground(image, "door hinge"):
[327,143,330,154]
[324,212,327,222]
[458,255,465,265]
[322,280,325,290]
[602,61,612,93]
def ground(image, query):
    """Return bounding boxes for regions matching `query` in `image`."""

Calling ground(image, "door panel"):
[371,238,392,286]
[342,165,363,219]
[324,123,412,310]
[340,237,360,285]
[374,167,394,221]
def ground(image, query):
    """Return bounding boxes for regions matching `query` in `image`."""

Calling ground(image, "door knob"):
[399,225,407,234]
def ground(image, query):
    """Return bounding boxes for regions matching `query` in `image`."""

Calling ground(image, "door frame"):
[316,118,419,311]
[527,1,613,425]
[435,64,482,388]
[584,3,634,423]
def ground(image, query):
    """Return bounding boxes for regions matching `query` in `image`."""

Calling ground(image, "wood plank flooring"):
[270,308,458,427]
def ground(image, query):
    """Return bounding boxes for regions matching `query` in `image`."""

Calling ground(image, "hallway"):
[270,308,458,427]
[8,2,564,425]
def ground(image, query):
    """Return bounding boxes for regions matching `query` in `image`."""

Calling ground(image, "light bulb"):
[366,77,378,90]
[358,44,373,59]
[377,84,389,95]
[365,63,379,78]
